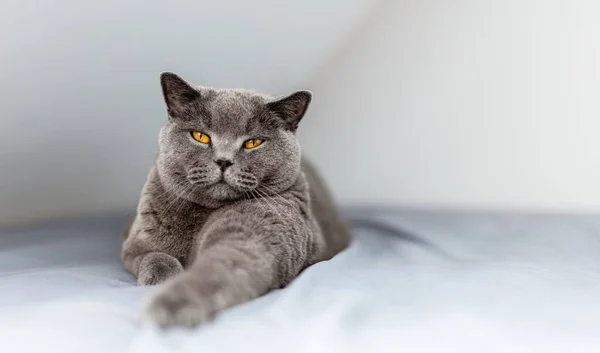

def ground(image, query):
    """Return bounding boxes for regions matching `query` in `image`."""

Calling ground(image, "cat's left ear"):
[160,72,201,120]
[267,90,312,131]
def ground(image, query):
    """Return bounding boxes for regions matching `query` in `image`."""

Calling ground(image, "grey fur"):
[121,72,351,328]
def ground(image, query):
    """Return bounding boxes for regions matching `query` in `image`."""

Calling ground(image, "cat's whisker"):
[254,188,287,224]
[242,191,262,233]
[259,184,296,209]
[173,186,195,219]
[258,186,311,240]
[248,190,269,231]
[251,189,274,220]
[158,188,185,214]
[158,190,183,209]
[154,180,186,203]
[161,184,193,217]
[255,188,303,237]
[249,190,266,212]
[130,181,184,218]
[257,187,293,211]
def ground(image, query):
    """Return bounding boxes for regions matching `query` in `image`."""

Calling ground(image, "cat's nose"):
[214,159,234,171]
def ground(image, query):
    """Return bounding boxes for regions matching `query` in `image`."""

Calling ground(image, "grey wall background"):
[3,0,600,227]
[0,0,378,226]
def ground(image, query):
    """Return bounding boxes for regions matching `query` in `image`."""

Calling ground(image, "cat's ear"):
[267,90,312,131]
[160,72,200,119]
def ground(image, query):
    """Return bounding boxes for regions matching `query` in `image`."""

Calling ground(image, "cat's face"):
[155,72,312,208]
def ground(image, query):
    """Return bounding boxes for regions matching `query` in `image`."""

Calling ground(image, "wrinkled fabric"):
[1,210,600,353]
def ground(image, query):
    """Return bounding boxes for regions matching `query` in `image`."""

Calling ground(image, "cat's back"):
[301,159,352,260]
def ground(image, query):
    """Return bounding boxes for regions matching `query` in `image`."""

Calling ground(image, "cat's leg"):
[121,217,185,286]
[142,242,275,327]
[141,212,308,328]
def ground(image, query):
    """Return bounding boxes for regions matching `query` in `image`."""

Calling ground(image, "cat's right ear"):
[160,72,200,119]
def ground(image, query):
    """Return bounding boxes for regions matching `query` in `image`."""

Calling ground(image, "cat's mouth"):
[185,167,259,200]
[215,179,228,186]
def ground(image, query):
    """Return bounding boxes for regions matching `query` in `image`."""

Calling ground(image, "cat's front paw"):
[141,274,216,328]
[137,252,184,286]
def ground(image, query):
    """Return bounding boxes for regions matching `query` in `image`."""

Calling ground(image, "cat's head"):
[155,72,312,208]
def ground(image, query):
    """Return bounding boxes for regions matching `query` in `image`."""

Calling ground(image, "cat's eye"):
[191,131,211,144]
[244,138,264,149]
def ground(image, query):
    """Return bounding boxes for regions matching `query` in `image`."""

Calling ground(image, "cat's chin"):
[179,181,245,208]
[204,182,241,202]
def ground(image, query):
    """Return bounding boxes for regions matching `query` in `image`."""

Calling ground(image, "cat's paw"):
[137,252,184,286]
[141,275,216,328]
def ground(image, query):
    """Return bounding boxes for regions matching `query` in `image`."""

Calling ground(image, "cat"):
[121,72,351,328]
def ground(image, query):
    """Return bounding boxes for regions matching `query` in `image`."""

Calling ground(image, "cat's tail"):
[347,217,455,260]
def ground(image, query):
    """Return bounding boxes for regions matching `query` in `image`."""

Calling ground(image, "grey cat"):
[121,72,351,328]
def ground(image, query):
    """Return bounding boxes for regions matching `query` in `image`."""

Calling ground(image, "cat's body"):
[121,73,350,328]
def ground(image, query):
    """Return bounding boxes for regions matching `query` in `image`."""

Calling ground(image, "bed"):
[1,208,599,353]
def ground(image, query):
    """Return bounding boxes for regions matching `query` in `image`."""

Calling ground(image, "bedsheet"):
[1,208,600,353]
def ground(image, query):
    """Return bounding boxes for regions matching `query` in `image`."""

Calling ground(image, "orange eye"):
[191,131,211,144]
[244,138,264,149]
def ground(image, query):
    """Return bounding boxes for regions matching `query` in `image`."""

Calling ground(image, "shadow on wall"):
[300,0,600,213]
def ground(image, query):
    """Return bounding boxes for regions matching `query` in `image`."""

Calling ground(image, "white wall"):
[4,0,599,226]
[0,0,379,226]
[301,0,600,212]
